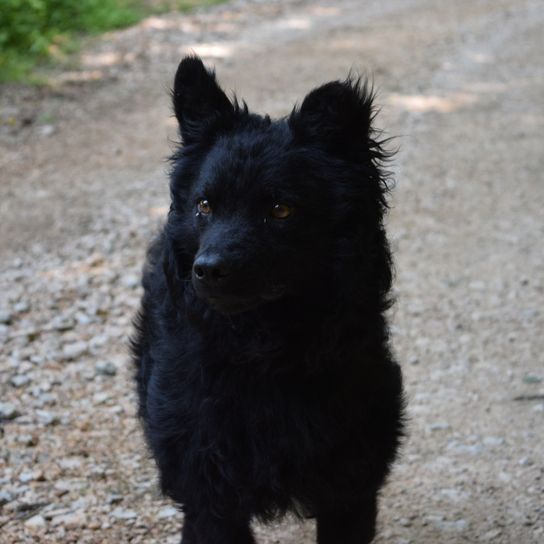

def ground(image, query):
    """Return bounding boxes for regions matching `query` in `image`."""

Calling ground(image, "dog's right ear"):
[173,56,234,145]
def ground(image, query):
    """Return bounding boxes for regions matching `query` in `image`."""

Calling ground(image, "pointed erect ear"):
[289,78,376,157]
[172,56,234,145]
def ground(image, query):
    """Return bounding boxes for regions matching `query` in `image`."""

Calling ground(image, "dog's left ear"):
[173,55,234,145]
[289,78,376,157]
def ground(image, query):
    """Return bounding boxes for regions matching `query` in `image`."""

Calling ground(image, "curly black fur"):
[131,55,405,544]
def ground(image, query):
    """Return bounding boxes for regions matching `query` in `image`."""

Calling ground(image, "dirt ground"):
[1,0,543,542]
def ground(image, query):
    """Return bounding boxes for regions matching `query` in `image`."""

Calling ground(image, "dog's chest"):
[188,370,333,486]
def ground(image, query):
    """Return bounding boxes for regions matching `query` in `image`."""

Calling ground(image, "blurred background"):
[0,0,543,542]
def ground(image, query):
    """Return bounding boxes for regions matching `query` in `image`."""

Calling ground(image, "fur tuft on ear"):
[172,55,234,145]
[289,77,380,159]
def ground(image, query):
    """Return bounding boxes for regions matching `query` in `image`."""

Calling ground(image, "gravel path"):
[1,0,543,542]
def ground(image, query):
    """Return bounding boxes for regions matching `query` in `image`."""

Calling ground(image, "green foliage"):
[0,0,224,82]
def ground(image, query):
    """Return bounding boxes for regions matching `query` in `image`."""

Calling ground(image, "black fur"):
[132,55,405,544]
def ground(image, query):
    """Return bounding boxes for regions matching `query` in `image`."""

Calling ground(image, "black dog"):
[132,56,404,543]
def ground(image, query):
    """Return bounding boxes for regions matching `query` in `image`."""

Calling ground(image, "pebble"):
[0,310,12,324]
[439,488,470,502]
[482,528,502,540]
[14,300,30,313]
[51,510,87,529]
[157,505,179,519]
[122,275,140,289]
[106,493,123,505]
[90,334,109,348]
[0,402,21,420]
[483,436,505,447]
[19,470,44,483]
[93,392,110,405]
[447,441,483,455]
[75,311,93,325]
[523,373,543,384]
[111,507,137,520]
[95,360,118,376]
[51,315,76,331]
[36,409,61,426]
[0,490,13,506]
[24,514,47,530]
[429,516,468,532]
[38,124,56,137]
[518,456,533,466]
[17,434,38,447]
[61,341,89,361]
[36,392,57,406]
[10,374,32,388]
[428,421,451,432]
[58,457,83,470]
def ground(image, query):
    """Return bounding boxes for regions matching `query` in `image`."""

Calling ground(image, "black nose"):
[193,254,231,285]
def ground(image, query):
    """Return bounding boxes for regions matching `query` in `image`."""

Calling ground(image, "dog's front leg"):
[316,494,378,544]
[181,507,255,544]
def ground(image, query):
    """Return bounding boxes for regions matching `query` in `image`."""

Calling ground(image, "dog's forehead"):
[199,126,291,195]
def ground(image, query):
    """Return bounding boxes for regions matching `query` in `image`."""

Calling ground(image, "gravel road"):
[1,0,543,542]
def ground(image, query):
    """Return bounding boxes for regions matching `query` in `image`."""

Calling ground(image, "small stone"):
[157,505,179,519]
[58,457,83,470]
[71,498,88,510]
[0,490,13,506]
[122,275,139,289]
[61,341,88,361]
[90,334,109,349]
[95,361,117,376]
[75,311,92,325]
[440,488,470,503]
[428,422,450,432]
[19,470,44,483]
[93,392,110,405]
[36,392,56,407]
[10,374,32,388]
[106,493,123,505]
[518,457,533,466]
[447,441,483,455]
[36,410,60,426]
[523,373,543,384]
[51,510,87,529]
[14,300,30,313]
[25,514,47,530]
[38,124,56,137]
[482,529,502,540]
[0,402,20,420]
[431,517,468,532]
[54,481,70,497]
[408,356,420,365]
[0,310,12,324]
[51,315,75,331]
[483,436,505,447]
[17,434,38,447]
[111,507,137,520]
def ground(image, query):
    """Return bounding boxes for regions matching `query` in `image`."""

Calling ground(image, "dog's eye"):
[197,199,212,215]
[271,203,293,219]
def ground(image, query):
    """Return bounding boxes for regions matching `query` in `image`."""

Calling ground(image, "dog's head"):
[165,56,392,316]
